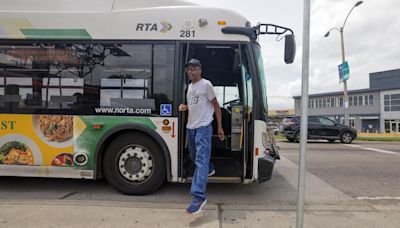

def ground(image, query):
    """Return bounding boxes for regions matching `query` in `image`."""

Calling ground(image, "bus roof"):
[0,0,251,41]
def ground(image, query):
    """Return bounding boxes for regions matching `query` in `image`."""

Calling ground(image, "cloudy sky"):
[185,0,400,110]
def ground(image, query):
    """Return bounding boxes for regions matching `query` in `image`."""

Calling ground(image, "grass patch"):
[274,135,286,140]
[356,137,400,142]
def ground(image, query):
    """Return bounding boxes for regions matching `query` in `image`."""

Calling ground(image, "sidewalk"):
[0,200,399,228]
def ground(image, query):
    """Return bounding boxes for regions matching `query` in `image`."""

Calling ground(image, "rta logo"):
[136,21,173,33]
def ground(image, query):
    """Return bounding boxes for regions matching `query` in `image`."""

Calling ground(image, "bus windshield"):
[254,44,268,114]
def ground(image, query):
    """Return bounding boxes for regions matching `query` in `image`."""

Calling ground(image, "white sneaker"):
[208,169,215,177]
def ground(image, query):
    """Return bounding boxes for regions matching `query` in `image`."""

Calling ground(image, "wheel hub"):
[124,157,142,174]
[118,146,153,182]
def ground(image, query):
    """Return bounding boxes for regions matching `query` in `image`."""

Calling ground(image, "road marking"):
[346,144,360,147]
[344,144,400,155]
[356,196,400,200]
[275,156,351,201]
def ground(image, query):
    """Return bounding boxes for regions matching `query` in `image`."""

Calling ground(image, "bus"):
[0,0,295,194]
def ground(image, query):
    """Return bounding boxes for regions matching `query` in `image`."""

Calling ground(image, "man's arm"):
[210,98,224,141]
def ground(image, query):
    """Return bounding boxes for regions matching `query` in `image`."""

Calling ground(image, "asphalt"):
[0,140,399,227]
[280,140,400,198]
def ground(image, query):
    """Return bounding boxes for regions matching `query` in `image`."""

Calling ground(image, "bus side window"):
[0,42,175,116]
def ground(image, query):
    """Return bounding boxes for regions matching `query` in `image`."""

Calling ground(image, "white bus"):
[0,0,295,194]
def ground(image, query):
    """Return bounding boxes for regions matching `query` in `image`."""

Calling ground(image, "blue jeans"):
[187,123,214,200]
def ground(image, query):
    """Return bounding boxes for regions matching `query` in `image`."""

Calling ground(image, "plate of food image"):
[0,134,42,165]
[32,115,73,148]
[51,153,74,167]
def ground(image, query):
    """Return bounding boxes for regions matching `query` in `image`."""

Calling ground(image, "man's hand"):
[217,126,225,141]
[179,104,188,112]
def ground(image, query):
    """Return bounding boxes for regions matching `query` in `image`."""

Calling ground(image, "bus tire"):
[103,132,166,195]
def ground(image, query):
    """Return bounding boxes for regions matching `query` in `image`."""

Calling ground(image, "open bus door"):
[177,42,190,182]
[178,42,252,183]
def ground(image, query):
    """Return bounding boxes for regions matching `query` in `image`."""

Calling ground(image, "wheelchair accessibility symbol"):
[160,104,172,116]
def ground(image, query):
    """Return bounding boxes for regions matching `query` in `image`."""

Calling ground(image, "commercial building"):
[293,69,400,133]
[268,109,294,124]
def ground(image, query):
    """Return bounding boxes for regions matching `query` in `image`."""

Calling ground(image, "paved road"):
[1,140,399,227]
[0,140,399,205]
[279,140,400,200]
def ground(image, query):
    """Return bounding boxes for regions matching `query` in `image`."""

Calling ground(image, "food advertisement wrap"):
[1,114,164,167]
[1,114,176,176]
[0,114,74,167]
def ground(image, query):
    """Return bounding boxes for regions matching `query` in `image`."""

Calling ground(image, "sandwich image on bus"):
[0,0,295,194]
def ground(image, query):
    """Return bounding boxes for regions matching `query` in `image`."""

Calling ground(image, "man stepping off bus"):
[179,58,224,214]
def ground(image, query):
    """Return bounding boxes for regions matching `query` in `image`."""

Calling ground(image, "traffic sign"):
[338,61,350,83]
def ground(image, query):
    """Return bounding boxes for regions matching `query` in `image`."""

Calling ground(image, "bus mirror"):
[284,34,296,64]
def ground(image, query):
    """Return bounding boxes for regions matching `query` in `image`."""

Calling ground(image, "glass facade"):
[384,93,400,111]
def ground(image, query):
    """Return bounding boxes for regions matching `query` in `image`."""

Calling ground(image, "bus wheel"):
[103,133,166,195]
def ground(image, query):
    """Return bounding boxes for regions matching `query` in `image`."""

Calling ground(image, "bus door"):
[178,43,251,182]
[177,42,190,181]
[238,44,252,180]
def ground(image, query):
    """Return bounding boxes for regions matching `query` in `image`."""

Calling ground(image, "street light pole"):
[325,1,363,125]
[340,27,350,125]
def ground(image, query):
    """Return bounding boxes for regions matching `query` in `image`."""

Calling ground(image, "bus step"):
[186,176,242,183]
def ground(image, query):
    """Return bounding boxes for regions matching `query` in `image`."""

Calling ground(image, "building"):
[268,109,294,124]
[293,69,400,133]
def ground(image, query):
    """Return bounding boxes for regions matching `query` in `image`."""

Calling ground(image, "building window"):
[349,118,355,127]
[369,94,373,105]
[339,97,343,107]
[385,119,400,133]
[354,96,358,106]
[384,93,400,112]
[349,96,353,106]
[364,95,369,105]
[359,95,363,106]
[392,94,400,111]
[322,98,326,108]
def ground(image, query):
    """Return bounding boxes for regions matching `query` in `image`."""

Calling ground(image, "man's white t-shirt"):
[186,78,216,129]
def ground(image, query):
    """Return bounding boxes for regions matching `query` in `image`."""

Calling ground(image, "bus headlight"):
[73,152,88,166]
[262,132,269,149]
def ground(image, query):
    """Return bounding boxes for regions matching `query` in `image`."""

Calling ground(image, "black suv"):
[282,116,357,144]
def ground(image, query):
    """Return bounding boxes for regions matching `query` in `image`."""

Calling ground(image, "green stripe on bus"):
[20,29,92,39]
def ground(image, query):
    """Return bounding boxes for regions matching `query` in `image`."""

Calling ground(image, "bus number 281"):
[180,30,195,38]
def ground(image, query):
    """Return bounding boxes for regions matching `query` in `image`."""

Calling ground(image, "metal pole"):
[340,28,349,125]
[296,0,310,227]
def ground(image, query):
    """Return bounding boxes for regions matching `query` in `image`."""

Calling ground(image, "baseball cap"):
[185,58,202,68]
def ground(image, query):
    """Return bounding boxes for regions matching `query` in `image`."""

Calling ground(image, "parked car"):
[279,116,293,134]
[281,116,357,144]
[267,121,280,135]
